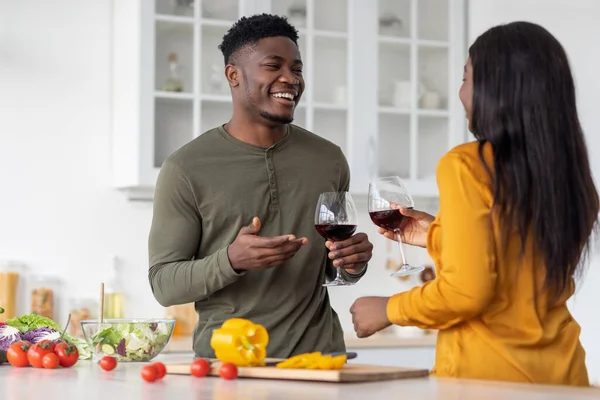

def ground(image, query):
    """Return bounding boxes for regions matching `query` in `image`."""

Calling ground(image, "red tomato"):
[42,353,59,369]
[27,341,54,368]
[141,364,158,382]
[37,339,56,351]
[219,363,238,380]
[153,362,167,379]
[53,342,79,368]
[99,356,117,371]
[190,358,210,377]
[7,341,31,368]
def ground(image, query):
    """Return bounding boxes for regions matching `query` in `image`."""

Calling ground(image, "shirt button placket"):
[266,150,278,208]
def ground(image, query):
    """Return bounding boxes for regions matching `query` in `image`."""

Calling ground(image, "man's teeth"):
[272,93,295,100]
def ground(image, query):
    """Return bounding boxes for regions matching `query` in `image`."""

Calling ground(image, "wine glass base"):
[323,279,356,287]
[390,264,425,277]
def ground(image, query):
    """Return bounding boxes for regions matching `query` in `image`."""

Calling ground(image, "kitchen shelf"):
[155,91,195,100]
[155,14,195,24]
[200,18,236,27]
[379,106,411,115]
[417,109,450,117]
[418,39,449,48]
[314,30,348,39]
[200,94,231,103]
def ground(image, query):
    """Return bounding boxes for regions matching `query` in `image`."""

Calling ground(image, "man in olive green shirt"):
[148,14,373,359]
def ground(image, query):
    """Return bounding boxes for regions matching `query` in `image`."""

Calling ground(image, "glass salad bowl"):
[80,318,175,362]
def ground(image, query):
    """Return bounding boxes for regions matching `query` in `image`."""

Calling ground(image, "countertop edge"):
[163,332,437,353]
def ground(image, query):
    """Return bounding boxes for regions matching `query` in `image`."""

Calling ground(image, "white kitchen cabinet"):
[111,0,253,200]
[111,0,467,201]
[366,0,468,196]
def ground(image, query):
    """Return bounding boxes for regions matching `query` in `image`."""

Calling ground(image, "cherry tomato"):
[7,341,31,367]
[219,363,238,380]
[141,364,158,382]
[153,362,167,379]
[37,340,56,352]
[190,358,210,377]
[27,341,54,368]
[42,353,59,369]
[53,342,79,368]
[99,356,117,371]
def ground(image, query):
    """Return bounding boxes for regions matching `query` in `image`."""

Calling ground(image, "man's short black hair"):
[218,13,299,65]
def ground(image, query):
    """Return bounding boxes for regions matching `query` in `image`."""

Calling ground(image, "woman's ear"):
[225,65,239,87]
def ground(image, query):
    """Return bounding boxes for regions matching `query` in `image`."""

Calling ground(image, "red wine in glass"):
[314,191,358,287]
[368,209,412,232]
[368,177,424,277]
[315,224,357,241]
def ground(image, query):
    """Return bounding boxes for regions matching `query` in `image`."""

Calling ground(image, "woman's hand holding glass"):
[377,203,435,249]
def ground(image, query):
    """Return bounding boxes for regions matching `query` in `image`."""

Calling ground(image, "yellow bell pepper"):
[276,352,346,370]
[210,318,269,367]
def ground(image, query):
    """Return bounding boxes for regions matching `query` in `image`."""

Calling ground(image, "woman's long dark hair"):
[469,21,599,299]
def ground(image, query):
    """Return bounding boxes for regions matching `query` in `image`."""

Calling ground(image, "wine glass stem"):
[395,230,409,266]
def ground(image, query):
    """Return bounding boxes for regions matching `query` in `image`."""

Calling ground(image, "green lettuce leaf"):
[6,314,62,333]
[91,327,122,347]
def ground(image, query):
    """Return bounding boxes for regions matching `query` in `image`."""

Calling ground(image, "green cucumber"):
[0,349,7,365]
[101,344,115,355]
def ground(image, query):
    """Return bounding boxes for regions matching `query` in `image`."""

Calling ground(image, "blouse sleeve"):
[386,152,497,329]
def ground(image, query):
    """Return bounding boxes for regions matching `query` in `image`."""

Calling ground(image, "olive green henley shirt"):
[148,124,366,358]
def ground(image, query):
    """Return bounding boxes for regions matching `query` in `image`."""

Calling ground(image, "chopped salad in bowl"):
[80,318,175,362]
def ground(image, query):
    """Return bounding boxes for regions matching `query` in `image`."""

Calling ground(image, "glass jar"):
[68,298,96,338]
[0,261,24,322]
[30,275,61,320]
[165,303,196,337]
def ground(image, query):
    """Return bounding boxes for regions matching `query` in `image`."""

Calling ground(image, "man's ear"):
[225,65,239,87]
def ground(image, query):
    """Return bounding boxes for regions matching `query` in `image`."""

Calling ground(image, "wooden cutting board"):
[166,361,430,383]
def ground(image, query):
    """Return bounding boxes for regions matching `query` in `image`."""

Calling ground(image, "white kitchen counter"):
[163,332,438,353]
[1,353,598,400]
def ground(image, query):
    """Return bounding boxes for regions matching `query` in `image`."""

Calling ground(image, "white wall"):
[0,0,432,331]
[468,0,600,383]
[0,0,160,318]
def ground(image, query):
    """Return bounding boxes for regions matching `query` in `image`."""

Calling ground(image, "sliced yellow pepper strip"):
[210,318,269,367]
[276,352,347,370]
[276,352,321,369]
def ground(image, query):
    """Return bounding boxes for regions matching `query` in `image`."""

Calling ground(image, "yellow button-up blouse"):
[387,141,589,386]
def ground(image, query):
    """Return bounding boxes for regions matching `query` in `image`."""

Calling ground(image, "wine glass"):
[368,176,424,277]
[314,191,358,287]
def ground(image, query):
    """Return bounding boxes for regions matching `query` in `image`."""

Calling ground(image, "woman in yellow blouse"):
[349,21,599,386]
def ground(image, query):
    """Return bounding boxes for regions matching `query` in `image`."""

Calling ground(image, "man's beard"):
[244,79,294,124]
[259,109,294,124]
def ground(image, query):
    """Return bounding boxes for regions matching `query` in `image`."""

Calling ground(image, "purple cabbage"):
[22,327,61,344]
[116,338,126,357]
[0,325,22,350]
